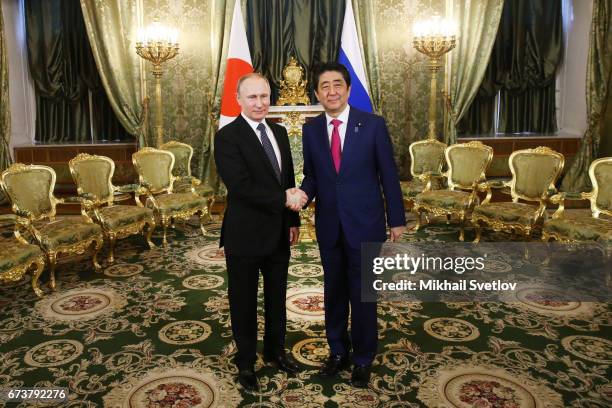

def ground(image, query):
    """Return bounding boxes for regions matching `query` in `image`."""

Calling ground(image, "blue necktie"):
[257,123,281,182]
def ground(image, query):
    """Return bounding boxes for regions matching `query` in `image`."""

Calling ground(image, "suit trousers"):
[319,228,378,366]
[226,241,290,370]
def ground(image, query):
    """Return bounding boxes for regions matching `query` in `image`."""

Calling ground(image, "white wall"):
[2,0,35,155]
[557,0,593,136]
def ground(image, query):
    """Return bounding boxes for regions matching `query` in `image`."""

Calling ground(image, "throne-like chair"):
[471,147,565,242]
[1,163,104,288]
[160,140,214,218]
[69,153,156,263]
[413,141,493,241]
[401,138,447,208]
[132,148,209,246]
[543,156,611,242]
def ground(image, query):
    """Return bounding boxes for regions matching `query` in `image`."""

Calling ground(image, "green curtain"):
[353,0,380,113]
[561,0,612,192]
[197,0,236,193]
[80,0,145,145]
[25,0,129,143]
[459,0,563,135]
[446,0,504,143]
[496,0,563,134]
[246,0,345,104]
[0,0,11,175]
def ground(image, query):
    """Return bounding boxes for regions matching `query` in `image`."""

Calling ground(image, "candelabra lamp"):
[136,20,179,147]
[413,16,456,140]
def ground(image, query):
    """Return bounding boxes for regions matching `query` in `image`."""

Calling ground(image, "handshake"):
[285,188,308,212]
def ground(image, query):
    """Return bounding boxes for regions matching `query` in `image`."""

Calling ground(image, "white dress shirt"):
[324,104,351,150]
[241,113,282,169]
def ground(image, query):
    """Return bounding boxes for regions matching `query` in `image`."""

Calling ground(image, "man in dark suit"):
[214,73,301,392]
[291,62,406,388]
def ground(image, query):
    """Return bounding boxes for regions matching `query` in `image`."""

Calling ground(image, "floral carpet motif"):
[0,221,609,407]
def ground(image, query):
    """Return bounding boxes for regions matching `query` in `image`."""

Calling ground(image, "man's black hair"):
[313,62,351,89]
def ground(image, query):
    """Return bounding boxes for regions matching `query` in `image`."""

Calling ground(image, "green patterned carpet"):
[0,220,610,407]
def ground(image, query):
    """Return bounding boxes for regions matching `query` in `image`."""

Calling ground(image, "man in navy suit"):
[290,62,406,387]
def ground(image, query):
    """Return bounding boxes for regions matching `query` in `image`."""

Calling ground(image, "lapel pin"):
[354,122,362,133]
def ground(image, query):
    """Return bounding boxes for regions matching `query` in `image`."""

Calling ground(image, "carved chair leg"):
[199,210,207,236]
[207,196,215,222]
[92,239,103,271]
[459,215,465,242]
[413,209,422,232]
[162,216,170,247]
[48,252,57,290]
[473,221,482,243]
[31,259,45,297]
[145,220,156,249]
[108,233,117,264]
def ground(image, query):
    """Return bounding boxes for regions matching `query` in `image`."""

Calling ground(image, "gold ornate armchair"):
[160,140,214,218]
[69,153,156,263]
[542,157,611,242]
[0,163,104,289]
[472,147,565,242]
[413,141,493,241]
[401,139,447,208]
[132,148,209,246]
[0,215,46,297]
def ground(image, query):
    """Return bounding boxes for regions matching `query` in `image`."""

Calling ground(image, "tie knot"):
[257,123,266,132]
[331,119,342,128]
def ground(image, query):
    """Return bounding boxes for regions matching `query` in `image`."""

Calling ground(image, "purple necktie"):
[330,119,342,173]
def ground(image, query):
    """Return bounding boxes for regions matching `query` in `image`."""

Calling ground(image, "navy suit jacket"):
[300,107,405,249]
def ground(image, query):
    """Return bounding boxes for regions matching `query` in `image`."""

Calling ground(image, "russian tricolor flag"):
[338,1,373,112]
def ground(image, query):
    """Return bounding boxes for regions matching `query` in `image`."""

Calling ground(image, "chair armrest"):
[14,209,33,219]
[62,195,91,203]
[133,181,158,208]
[488,179,510,189]
[0,214,16,227]
[175,176,202,186]
[476,179,509,205]
[418,171,446,191]
[115,183,141,193]
[549,191,588,219]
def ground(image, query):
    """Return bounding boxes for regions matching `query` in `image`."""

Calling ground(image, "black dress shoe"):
[351,364,371,388]
[237,368,259,392]
[264,353,300,375]
[319,354,350,377]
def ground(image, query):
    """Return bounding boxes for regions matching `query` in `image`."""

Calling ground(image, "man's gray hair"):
[236,72,270,95]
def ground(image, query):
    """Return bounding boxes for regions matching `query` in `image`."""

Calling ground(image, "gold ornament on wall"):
[277,57,310,106]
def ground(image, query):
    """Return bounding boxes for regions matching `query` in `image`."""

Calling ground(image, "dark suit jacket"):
[300,107,405,249]
[214,115,300,256]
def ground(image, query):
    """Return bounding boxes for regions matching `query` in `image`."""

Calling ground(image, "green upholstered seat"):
[417,190,473,211]
[0,237,45,297]
[148,192,209,214]
[0,239,42,275]
[97,205,155,229]
[38,219,102,250]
